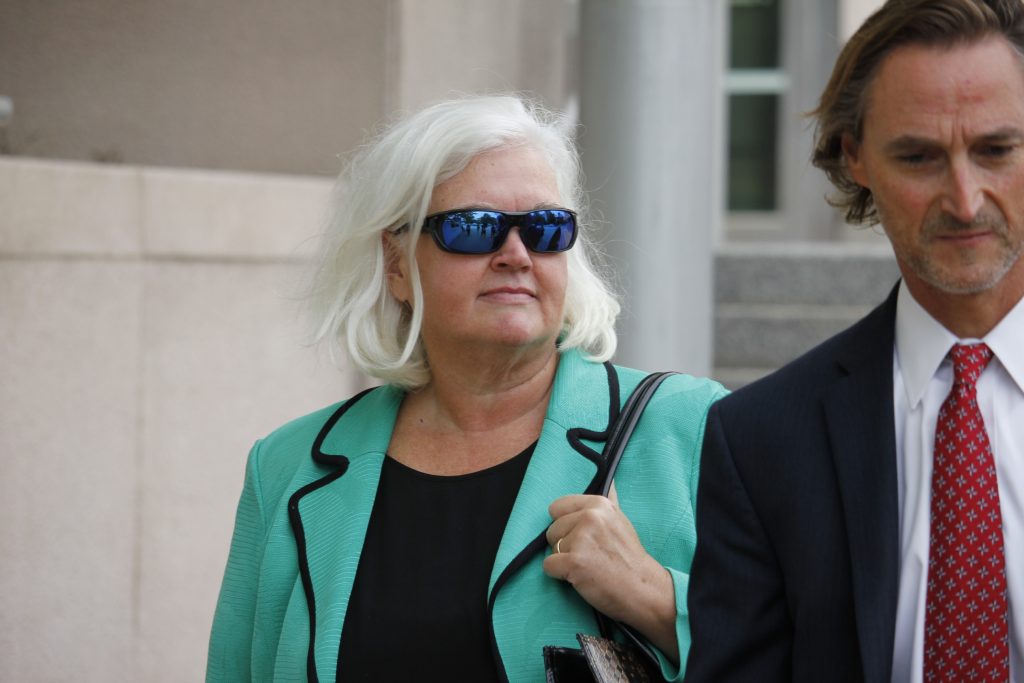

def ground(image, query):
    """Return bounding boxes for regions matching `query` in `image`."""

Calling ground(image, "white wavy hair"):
[307,94,620,389]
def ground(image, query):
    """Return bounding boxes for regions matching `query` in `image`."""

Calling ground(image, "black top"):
[336,443,536,682]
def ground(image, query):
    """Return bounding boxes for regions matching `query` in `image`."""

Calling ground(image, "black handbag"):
[542,371,677,683]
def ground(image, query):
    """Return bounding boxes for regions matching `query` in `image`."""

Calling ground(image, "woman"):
[206,95,726,682]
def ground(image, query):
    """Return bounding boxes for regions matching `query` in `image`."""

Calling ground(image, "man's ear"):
[383,232,411,304]
[841,132,869,187]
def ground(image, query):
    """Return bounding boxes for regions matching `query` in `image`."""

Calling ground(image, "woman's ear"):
[383,232,411,304]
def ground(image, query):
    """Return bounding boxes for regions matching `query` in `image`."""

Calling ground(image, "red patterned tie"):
[923,343,1009,682]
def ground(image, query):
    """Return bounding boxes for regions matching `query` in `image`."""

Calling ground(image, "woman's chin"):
[480,325,559,352]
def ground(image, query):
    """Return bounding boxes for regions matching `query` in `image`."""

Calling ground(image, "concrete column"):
[579,0,724,376]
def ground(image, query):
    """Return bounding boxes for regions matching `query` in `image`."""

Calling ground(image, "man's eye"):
[979,144,1014,158]
[897,152,930,165]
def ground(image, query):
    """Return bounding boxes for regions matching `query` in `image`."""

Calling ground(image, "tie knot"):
[949,342,993,386]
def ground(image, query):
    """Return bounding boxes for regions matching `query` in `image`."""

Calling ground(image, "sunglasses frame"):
[417,208,579,255]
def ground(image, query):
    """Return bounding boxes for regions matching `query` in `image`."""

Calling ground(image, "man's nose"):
[941,159,985,223]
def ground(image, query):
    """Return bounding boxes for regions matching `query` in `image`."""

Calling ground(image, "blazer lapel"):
[289,385,402,683]
[487,351,638,681]
[823,287,900,683]
[488,350,618,594]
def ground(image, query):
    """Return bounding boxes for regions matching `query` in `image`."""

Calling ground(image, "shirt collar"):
[985,292,1024,395]
[895,281,956,409]
[895,280,1024,406]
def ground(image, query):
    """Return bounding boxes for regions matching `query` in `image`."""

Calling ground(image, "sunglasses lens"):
[436,210,505,254]
[520,210,577,253]
[427,209,577,254]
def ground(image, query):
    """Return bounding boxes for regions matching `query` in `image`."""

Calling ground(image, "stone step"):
[712,242,899,388]
[714,303,873,368]
[715,241,899,305]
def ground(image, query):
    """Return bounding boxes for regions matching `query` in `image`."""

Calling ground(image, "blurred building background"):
[0,0,898,680]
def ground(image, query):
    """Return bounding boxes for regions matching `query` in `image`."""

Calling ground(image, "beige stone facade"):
[0,157,370,680]
[1,2,575,678]
[0,0,574,176]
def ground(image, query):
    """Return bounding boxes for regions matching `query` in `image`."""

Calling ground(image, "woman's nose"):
[492,227,532,269]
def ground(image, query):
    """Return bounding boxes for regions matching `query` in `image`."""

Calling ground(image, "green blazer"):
[206,349,726,682]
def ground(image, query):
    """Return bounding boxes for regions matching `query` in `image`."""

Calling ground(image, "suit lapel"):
[823,287,900,683]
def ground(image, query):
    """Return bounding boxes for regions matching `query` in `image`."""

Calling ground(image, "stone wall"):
[0,157,369,680]
[0,0,575,176]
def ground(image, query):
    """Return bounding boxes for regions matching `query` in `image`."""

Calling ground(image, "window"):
[725,0,841,240]
[727,0,784,212]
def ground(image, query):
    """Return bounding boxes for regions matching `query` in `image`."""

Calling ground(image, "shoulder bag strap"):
[594,370,678,666]
[598,371,678,495]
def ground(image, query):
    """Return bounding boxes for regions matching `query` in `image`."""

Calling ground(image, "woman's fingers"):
[543,494,647,606]
[546,495,613,544]
[545,479,620,547]
[548,492,612,518]
[542,485,679,663]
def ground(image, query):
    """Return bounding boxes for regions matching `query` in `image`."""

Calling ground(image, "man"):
[684,1,1024,681]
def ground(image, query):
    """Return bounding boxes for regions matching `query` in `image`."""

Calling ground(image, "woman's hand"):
[542,484,679,663]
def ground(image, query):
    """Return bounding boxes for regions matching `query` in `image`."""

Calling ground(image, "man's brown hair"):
[811,0,1024,224]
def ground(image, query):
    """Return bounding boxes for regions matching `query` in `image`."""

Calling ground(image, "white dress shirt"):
[891,282,1024,682]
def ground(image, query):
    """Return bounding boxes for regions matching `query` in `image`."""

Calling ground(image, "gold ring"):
[556,538,564,554]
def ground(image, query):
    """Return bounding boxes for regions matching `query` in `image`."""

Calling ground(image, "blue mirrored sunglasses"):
[419,208,578,254]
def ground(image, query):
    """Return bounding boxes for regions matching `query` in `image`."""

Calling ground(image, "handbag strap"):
[593,370,678,665]
[598,371,678,496]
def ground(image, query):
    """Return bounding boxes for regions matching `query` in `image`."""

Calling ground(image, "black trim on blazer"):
[565,361,620,465]
[311,386,378,464]
[488,529,554,682]
[487,362,626,682]
[288,386,377,683]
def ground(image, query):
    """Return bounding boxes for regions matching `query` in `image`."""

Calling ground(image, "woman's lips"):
[480,287,536,303]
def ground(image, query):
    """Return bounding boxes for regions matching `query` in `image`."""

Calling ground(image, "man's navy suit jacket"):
[685,286,902,683]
